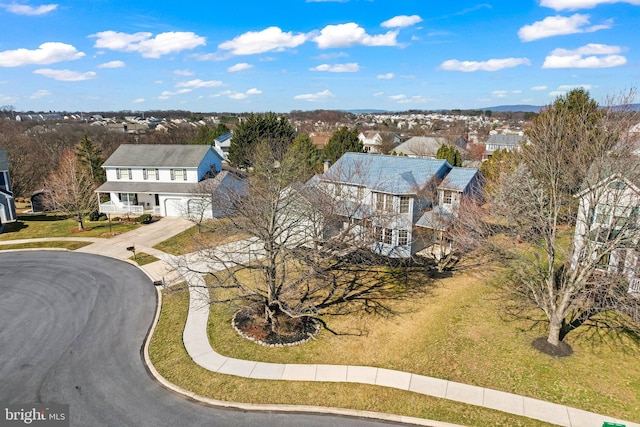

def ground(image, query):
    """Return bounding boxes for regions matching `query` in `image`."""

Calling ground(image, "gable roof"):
[439,167,480,192]
[394,136,449,157]
[102,144,219,168]
[485,134,524,147]
[321,152,452,194]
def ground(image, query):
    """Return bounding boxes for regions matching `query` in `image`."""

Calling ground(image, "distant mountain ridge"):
[480,105,542,113]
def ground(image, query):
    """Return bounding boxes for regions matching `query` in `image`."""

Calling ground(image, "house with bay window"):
[315,152,482,258]
[96,144,241,218]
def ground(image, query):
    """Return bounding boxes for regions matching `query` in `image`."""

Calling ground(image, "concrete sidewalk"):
[167,244,640,427]
[2,221,638,427]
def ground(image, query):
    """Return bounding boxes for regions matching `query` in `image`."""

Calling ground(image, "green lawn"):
[0,214,139,240]
[153,218,247,255]
[149,265,640,425]
[150,287,556,427]
[128,252,160,266]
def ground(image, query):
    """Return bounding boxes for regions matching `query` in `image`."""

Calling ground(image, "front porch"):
[99,201,161,216]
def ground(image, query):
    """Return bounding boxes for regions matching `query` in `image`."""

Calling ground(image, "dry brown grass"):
[150,287,556,427]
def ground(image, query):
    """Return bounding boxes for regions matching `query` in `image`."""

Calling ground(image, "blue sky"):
[0,0,638,112]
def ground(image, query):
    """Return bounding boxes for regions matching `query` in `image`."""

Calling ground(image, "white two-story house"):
[96,144,234,218]
[0,149,17,225]
[572,173,640,293]
[313,152,482,258]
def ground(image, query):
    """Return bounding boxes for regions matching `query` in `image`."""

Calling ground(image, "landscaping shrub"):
[136,213,153,224]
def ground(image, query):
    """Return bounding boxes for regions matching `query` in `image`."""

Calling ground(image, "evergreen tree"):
[192,123,229,145]
[322,126,363,163]
[436,144,462,167]
[289,133,321,177]
[228,112,296,168]
[75,133,104,185]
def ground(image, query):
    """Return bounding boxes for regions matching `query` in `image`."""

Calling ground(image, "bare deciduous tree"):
[478,88,640,351]
[174,142,431,342]
[43,149,98,230]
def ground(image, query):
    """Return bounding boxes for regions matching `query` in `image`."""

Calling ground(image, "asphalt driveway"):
[0,251,402,427]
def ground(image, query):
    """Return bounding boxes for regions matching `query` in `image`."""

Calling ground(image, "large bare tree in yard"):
[43,149,98,230]
[480,88,640,352]
[176,142,431,343]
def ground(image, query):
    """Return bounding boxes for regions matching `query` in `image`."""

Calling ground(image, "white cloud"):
[311,63,360,72]
[221,88,262,100]
[313,52,349,60]
[531,85,549,91]
[91,31,206,58]
[440,57,531,72]
[0,93,17,103]
[174,69,194,76]
[30,89,51,99]
[381,15,423,28]
[227,63,253,72]
[377,73,394,79]
[0,42,84,67]
[313,23,398,48]
[219,27,307,55]
[373,91,384,96]
[388,94,432,104]
[518,14,611,42]
[97,60,125,69]
[542,43,626,68]
[33,68,96,81]
[549,84,594,97]
[492,90,508,98]
[294,89,335,101]
[175,79,224,88]
[540,0,640,11]
[133,98,145,104]
[0,3,57,15]
[158,88,193,99]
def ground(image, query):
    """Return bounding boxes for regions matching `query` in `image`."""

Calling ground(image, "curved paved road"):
[0,251,402,427]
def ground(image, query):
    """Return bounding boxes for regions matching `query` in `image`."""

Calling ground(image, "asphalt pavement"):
[0,251,409,427]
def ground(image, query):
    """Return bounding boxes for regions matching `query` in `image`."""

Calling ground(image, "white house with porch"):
[96,144,228,218]
[0,149,17,225]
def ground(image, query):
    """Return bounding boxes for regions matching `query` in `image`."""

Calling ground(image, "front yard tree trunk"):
[547,316,562,347]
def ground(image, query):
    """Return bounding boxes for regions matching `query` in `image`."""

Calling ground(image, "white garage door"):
[164,198,184,217]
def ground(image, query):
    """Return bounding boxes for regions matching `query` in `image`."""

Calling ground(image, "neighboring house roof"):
[215,132,232,148]
[485,134,524,148]
[394,136,449,157]
[102,144,219,168]
[439,167,481,192]
[416,207,450,231]
[321,152,451,194]
[0,150,8,171]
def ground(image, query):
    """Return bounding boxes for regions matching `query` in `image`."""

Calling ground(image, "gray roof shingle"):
[321,152,452,194]
[102,144,217,168]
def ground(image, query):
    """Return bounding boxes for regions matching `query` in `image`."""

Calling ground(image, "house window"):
[383,228,393,245]
[596,252,611,269]
[443,190,453,205]
[398,229,408,246]
[594,204,610,224]
[119,193,136,205]
[376,193,384,211]
[399,196,410,214]
[143,168,159,180]
[116,168,131,180]
[334,183,342,197]
[374,192,395,212]
[357,186,364,200]
[171,168,187,181]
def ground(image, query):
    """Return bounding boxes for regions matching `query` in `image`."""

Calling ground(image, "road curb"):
[140,284,463,427]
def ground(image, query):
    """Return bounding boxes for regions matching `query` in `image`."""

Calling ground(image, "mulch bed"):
[232,308,319,347]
